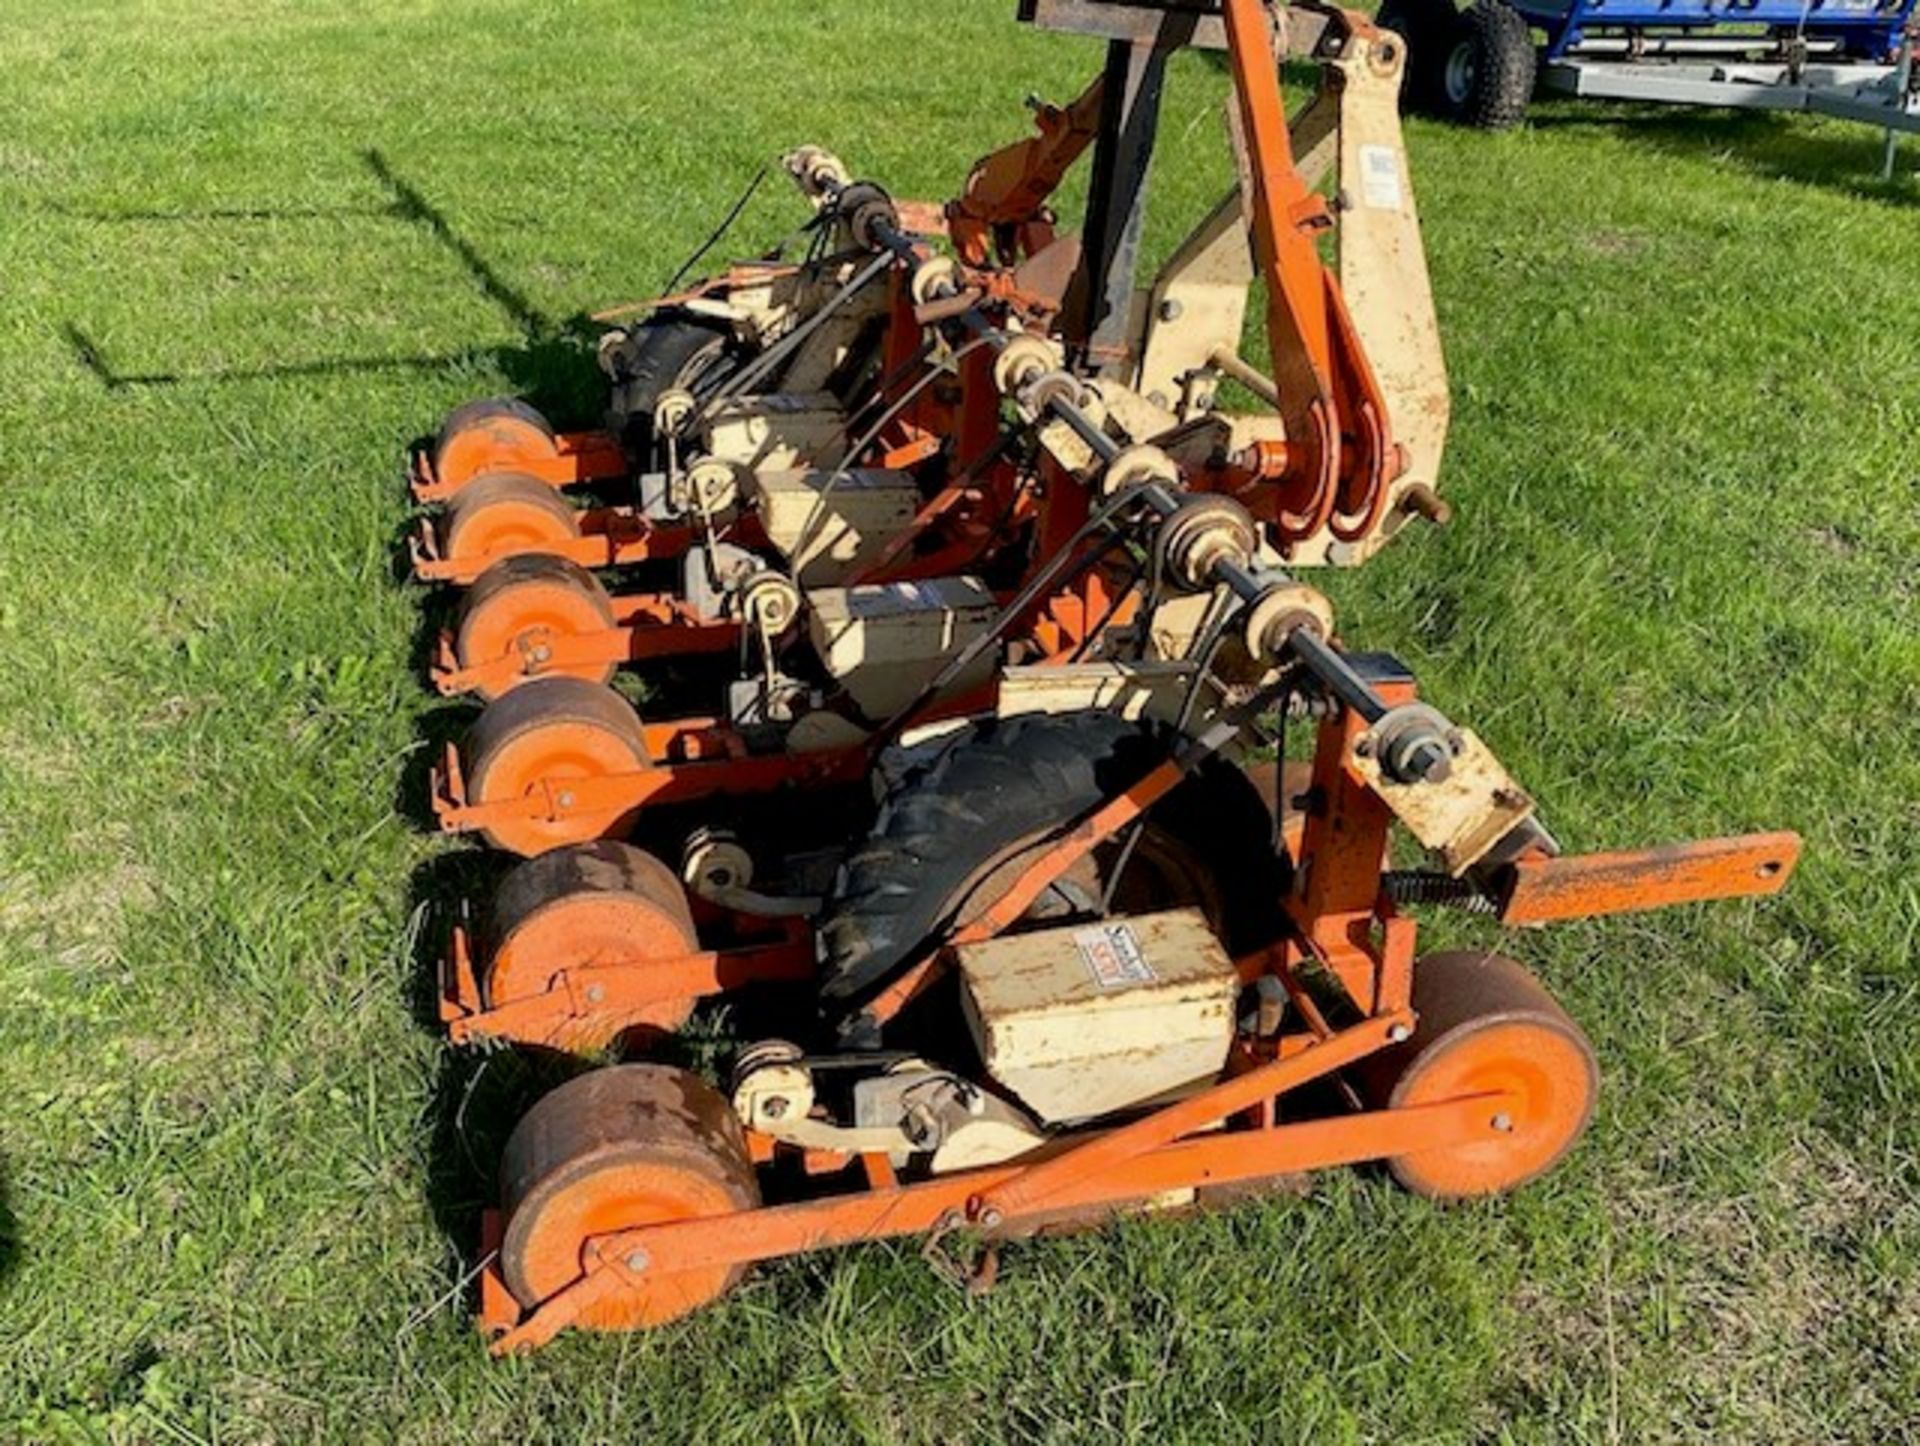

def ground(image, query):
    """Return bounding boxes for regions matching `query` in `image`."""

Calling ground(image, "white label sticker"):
[1074,922,1157,991]
[1359,144,1403,211]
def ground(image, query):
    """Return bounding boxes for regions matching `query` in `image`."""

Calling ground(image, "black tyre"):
[1438,1,1536,130]
[818,711,1288,1016]
[1376,0,1460,111]
[601,312,741,451]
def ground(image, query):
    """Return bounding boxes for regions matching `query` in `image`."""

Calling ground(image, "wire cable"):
[660,164,769,297]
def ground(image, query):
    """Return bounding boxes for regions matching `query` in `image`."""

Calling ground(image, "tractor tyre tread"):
[603,313,738,448]
[1455,1,1536,130]
[818,711,1286,1009]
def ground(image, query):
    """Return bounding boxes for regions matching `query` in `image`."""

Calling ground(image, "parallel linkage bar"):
[440,926,815,1046]
[409,429,627,504]
[409,511,710,586]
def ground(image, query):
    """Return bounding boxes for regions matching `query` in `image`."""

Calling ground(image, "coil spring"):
[1381,871,1499,913]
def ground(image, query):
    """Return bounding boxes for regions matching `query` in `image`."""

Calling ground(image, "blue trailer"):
[1377,0,1920,163]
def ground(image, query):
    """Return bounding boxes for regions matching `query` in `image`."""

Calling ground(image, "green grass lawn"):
[3,0,1917,1439]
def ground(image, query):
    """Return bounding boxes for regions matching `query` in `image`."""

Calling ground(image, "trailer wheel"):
[819,710,1287,1015]
[455,556,620,701]
[1375,0,1459,110]
[602,313,741,453]
[483,842,700,1047]
[464,678,650,856]
[439,472,583,570]
[500,1064,759,1331]
[1440,1,1536,130]
[431,397,559,496]
[1365,951,1597,1199]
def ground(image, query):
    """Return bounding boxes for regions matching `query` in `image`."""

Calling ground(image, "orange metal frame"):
[947,74,1107,268]
[1498,832,1801,924]
[439,919,815,1052]
[429,464,1039,700]
[432,718,873,842]
[463,656,1799,1352]
[441,3,1807,1354]
[430,490,1165,838]
[431,676,1013,849]
[1217,0,1399,544]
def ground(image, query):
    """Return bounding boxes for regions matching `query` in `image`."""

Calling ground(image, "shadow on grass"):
[361,148,546,341]
[401,847,737,1285]
[0,1158,17,1290]
[47,200,406,223]
[403,849,562,1275]
[1525,100,1920,209]
[395,698,479,835]
[58,145,611,426]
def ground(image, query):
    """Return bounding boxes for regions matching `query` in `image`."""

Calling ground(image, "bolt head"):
[585,984,605,1004]
[1491,1112,1514,1133]
[624,1249,650,1273]
[979,1207,1004,1228]
[761,1095,790,1120]
[556,790,576,809]
[1388,1023,1411,1043]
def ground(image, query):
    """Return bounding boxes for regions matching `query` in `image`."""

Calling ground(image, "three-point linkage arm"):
[1217,0,1397,543]
[953,2,1407,548]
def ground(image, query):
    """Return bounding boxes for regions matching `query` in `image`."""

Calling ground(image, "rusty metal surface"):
[1350,725,1535,875]
[498,1065,756,1305]
[1498,831,1802,925]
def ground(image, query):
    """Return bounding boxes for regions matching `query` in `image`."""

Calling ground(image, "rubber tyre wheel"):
[454,555,620,702]
[499,1064,760,1332]
[1360,951,1598,1200]
[1375,0,1460,111]
[818,710,1288,1011]
[602,313,739,452]
[484,841,700,1047]
[432,397,557,493]
[440,472,582,569]
[1439,1,1536,130]
[464,677,650,856]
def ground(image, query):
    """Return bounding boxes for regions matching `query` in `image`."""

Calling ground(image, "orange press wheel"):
[464,678,650,856]
[454,556,620,701]
[1368,951,1598,1200]
[499,1064,760,1332]
[439,472,583,566]
[432,397,559,495]
[484,841,701,1048]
